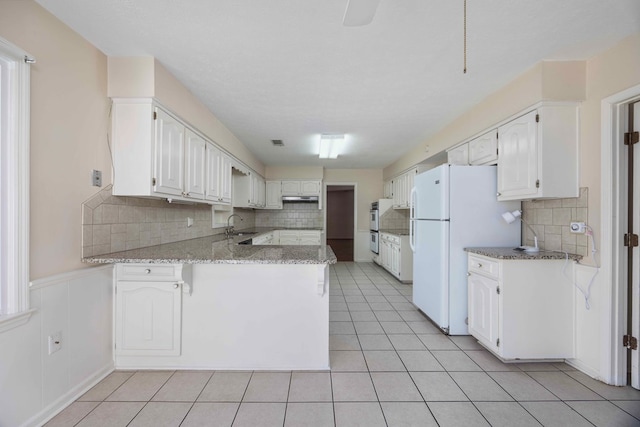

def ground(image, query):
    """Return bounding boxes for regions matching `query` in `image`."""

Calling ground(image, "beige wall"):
[0,1,112,280]
[384,61,587,179]
[324,169,383,231]
[265,166,324,180]
[108,57,265,175]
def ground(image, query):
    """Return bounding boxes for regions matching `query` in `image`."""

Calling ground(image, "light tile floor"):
[47,262,640,426]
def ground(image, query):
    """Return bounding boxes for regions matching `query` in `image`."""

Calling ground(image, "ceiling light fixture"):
[319,134,345,159]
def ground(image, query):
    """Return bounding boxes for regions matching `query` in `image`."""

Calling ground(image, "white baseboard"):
[565,358,602,383]
[24,363,114,427]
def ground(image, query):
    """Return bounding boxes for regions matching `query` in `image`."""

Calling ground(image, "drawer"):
[117,264,180,281]
[468,255,499,279]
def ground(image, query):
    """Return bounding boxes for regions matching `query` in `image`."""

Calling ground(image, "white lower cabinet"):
[467,253,574,360]
[379,233,413,282]
[277,230,321,245]
[115,264,189,357]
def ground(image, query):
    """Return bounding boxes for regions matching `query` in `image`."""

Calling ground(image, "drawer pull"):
[173,283,180,289]
[145,269,151,274]
[477,263,483,268]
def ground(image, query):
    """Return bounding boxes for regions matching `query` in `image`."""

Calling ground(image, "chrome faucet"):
[226,214,243,236]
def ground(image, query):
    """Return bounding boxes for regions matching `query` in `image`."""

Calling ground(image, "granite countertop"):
[465,247,583,261]
[379,229,410,236]
[83,229,336,265]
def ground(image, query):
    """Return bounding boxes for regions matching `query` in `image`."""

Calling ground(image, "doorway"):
[326,185,355,261]
[602,86,640,389]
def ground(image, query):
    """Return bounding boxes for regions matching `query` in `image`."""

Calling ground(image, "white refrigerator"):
[409,164,520,335]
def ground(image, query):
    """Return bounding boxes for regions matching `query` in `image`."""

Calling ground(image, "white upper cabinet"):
[154,109,185,196]
[111,98,234,205]
[205,144,232,205]
[447,143,469,165]
[266,181,283,209]
[468,130,498,165]
[281,180,321,196]
[184,129,206,199]
[392,168,417,209]
[497,103,579,201]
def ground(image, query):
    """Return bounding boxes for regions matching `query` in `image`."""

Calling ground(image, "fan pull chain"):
[463,0,467,74]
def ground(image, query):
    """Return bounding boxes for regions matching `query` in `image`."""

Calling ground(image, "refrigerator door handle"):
[409,219,415,252]
[410,186,417,221]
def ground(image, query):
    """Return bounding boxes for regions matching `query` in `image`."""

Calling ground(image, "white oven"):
[370,231,379,254]
[370,202,380,231]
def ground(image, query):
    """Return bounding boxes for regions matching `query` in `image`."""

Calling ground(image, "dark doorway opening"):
[326,185,355,261]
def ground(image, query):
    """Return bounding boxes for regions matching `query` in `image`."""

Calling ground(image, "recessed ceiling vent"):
[271,139,284,147]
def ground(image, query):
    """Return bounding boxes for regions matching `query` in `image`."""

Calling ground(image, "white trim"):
[323,182,358,260]
[29,264,114,290]
[600,83,640,385]
[0,37,32,322]
[22,363,114,427]
[0,308,36,334]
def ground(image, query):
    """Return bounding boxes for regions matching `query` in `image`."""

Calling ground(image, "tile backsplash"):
[255,203,323,228]
[521,187,589,256]
[380,208,409,231]
[82,185,216,257]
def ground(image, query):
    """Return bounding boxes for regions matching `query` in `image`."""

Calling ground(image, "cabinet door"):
[298,231,321,245]
[266,181,283,209]
[300,181,321,195]
[184,130,206,199]
[116,281,182,356]
[383,180,393,199]
[281,181,301,195]
[154,109,184,196]
[468,273,500,353]
[447,144,469,165]
[205,144,221,202]
[469,130,498,165]
[219,153,232,204]
[497,111,538,199]
[391,244,401,277]
[405,170,416,208]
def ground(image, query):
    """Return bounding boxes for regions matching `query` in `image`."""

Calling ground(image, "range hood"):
[282,196,319,203]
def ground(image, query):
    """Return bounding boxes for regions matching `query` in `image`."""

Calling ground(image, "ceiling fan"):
[342,0,381,26]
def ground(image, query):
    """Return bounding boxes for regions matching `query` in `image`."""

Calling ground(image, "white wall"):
[0,266,114,427]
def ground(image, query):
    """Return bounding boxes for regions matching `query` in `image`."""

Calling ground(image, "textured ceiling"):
[36,0,640,169]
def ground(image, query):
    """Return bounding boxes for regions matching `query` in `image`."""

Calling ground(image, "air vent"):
[271,139,284,147]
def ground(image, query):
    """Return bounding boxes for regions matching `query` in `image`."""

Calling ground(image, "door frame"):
[601,83,640,385]
[323,182,358,261]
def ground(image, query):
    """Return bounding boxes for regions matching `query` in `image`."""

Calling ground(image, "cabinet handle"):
[496,192,501,197]
[145,269,151,274]
[477,263,482,268]
[467,272,471,276]
[173,283,180,289]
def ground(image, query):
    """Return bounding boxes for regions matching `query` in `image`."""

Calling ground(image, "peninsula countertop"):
[465,247,583,261]
[82,228,337,265]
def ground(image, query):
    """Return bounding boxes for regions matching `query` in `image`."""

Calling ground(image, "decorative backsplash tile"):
[255,203,323,228]
[82,185,216,257]
[521,187,589,256]
[380,208,409,231]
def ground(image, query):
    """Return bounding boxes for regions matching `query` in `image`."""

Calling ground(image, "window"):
[0,37,33,332]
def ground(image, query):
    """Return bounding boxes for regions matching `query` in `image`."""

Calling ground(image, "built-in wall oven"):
[370,202,380,254]
[370,202,380,232]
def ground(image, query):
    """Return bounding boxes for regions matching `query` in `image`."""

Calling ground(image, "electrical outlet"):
[187,217,193,228]
[570,222,586,233]
[92,170,102,187]
[48,331,62,355]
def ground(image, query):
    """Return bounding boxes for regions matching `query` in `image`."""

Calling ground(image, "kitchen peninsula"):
[83,230,337,371]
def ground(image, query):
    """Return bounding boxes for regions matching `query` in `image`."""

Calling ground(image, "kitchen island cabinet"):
[466,249,581,360]
[85,235,336,370]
